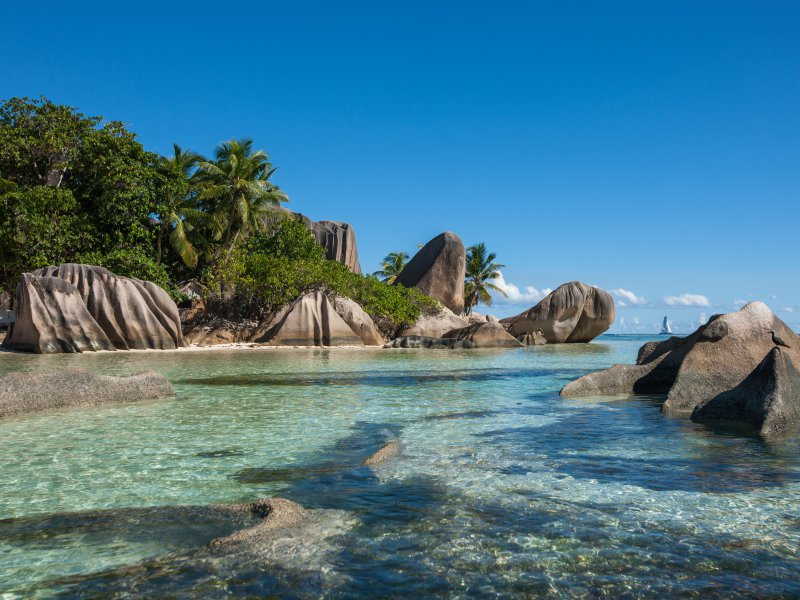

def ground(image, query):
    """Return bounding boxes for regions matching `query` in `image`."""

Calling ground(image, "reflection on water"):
[1,335,799,597]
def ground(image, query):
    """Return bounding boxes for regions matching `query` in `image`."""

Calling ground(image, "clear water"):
[0,336,798,597]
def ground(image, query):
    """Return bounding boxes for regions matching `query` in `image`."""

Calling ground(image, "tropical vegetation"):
[463,242,507,315]
[372,251,409,284]
[0,96,438,333]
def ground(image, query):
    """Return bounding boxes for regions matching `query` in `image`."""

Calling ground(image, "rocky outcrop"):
[561,302,800,436]
[393,231,466,314]
[501,281,615,343]
[331,296,385,345]
[308,220,361,274]
[384,335,475,349]
[442,321,523,348]
[517,331,547,346]
[691,348,800,437]
[0,369,175,419]
[400,306,468,338]
[256,291,363,347]
[3,264,184,353]
[184,318,260,346]
[271,208,361,273]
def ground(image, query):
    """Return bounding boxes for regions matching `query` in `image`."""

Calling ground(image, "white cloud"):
[698,312,708,325]
[664,293,711,307]
[783,306,795,313]
[612,288,646,305]
[492,272,551,305]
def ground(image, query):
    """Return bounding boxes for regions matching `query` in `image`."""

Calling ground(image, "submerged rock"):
[207,498,308,548]
[3,264,183,353]
[393,231,466,314]
[384,335,475,349]
[363,440,402,466]
[442,321,523,348]
[501,281,615,343]
[561,302,800,436]
[0,370,175,419]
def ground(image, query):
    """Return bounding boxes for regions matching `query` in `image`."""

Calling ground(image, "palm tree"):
[463,242,507,315]
[196,138,288,247]
[373,251,409,284]
[158,144,205,267]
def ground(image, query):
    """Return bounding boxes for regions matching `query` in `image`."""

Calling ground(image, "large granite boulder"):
[501,281,615,343]
[442,321,523,348]
[270,208,362,273]
[400,306,469,338]
[393,231,466,314]
[308,220,361,274]
[691,348,800,437]
[3,264,184,353]
[0,369,175,419]
[331,296,385,345]
[256,291,363,347]
[561,302,800,436]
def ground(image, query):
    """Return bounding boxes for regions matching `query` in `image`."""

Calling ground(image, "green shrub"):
[205,222,439,337]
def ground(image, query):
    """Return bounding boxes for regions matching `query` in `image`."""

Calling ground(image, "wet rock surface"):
[561,302,800,436]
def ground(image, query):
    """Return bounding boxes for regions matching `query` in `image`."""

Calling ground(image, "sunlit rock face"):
[501,281,615,343]
[442,321,523,348]
[561,302,800,437]
[2,264,183,353]
[308,220,362,274]
[393,231,466,314]
[256,291,363,347]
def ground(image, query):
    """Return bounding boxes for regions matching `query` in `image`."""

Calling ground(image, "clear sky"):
[2,1,798,332]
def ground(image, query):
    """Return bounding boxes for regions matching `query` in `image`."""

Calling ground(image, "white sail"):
[660,316,672,335]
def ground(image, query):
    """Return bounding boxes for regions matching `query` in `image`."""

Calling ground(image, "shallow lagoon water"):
[1,335,799,597]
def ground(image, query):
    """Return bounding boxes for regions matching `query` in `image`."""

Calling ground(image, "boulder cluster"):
[561,302,800,437]
[3,264,184,353]
[1,229,617,353]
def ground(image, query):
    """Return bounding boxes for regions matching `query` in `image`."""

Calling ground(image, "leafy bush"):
[0,186,89,294]
[205,220,439,337]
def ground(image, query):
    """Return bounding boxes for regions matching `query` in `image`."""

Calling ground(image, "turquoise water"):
[1,336,799,597]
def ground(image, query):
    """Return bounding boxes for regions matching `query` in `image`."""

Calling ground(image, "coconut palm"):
[157,144,205,267]
[373,251,409,284]
[463,242,507,315]
[196,138,288,247]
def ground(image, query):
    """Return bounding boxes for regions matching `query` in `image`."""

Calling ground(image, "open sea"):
[0,335,798,598]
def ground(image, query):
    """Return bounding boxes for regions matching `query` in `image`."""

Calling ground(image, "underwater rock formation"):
[0,369,175,419]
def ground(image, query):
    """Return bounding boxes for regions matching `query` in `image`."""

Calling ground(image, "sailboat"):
[660,316,672,335]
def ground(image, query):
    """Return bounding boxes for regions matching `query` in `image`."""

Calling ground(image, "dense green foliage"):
[464,242,507,315]
[207,219,438,336]
[0,96,438,334]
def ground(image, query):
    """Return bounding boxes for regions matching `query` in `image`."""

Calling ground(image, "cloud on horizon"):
[492,272,552,305]
[664,293,711,307]
[612,288,646,306]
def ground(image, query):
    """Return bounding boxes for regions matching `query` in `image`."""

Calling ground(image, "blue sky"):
[2,1,798,332]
